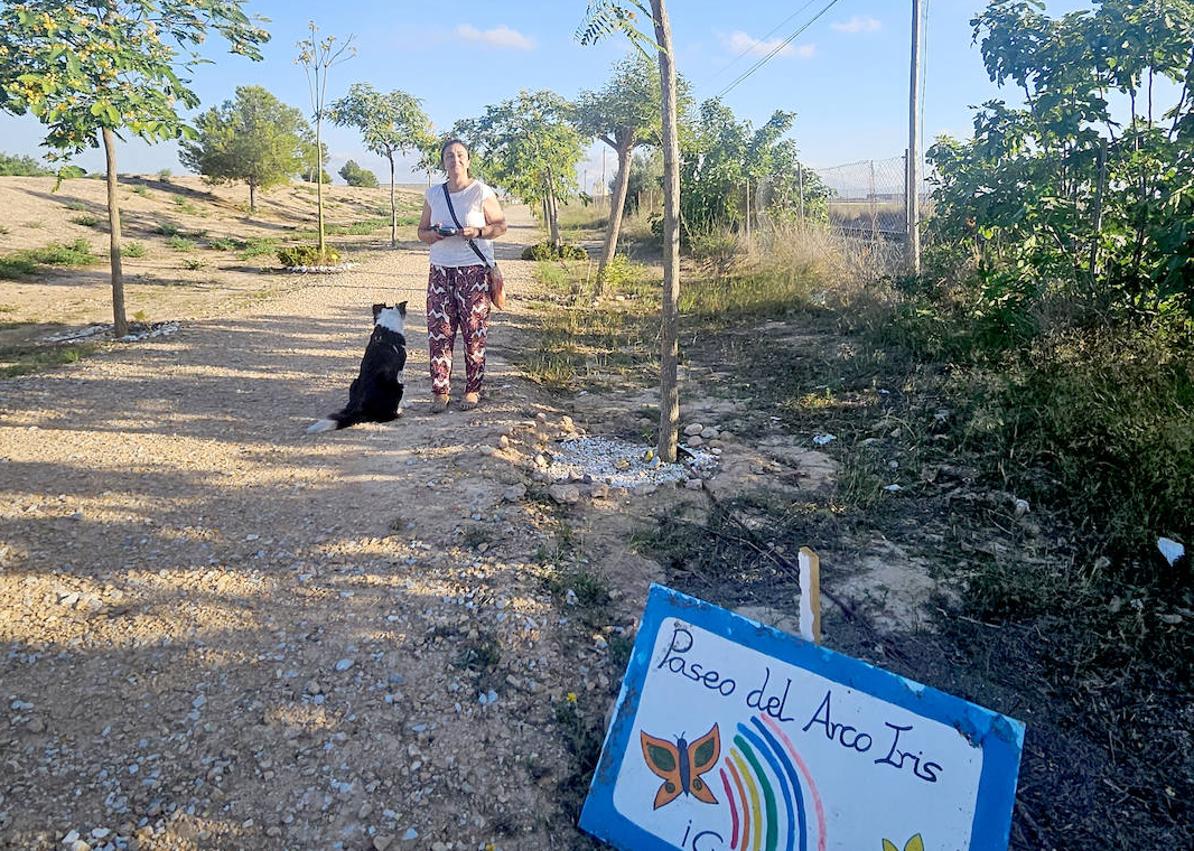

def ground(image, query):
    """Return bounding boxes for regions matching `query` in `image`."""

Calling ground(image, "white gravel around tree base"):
[542,436,718,489]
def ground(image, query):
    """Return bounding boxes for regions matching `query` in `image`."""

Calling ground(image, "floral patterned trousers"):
[427,264,490,396]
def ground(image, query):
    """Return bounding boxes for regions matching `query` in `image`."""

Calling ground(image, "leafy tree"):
[680,98,826,235]
[579,0,684,462]
[296,21,354,258]
[180,85,310,211]
[454,90,584,250]
[576,52,691,294]
[928,0,1194,322]
[0,151,53,176]
[0,1,268,336]
[331,83,433,246]
[338,159,378,188]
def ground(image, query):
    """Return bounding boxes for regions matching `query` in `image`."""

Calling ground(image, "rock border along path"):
[0,207,612,850]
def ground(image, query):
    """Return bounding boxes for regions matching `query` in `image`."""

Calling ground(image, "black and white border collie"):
[307,302,407,433]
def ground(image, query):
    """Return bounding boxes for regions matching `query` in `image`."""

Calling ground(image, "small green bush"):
[153,222,182,237]
[0,239,95,278]
[0,256,37,279]
[521,241,587,261]
[277,245,341,267]
[131,185,150,198]
[0,152,53,176]
[64,200,88,211]
[157,168,172,182]
[208,237,243,252]
[181,257,205,270]
[167,235,195,252]
[236,237,279,259]
[70,214,102,229]
[123,242,147,258]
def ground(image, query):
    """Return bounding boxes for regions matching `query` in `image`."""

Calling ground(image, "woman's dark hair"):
[440,138,469,164]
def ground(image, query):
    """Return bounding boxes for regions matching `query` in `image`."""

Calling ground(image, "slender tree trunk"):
[389,154,397,248]
[652,0,681,463]
[597,135,635,297]
[316,117,326,255]
[547,171,562,249]
[249,179,256,212]
[102,127,128,338]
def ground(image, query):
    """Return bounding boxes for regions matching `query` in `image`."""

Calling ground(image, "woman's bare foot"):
[430,394,449,413]
[458,392,480,411]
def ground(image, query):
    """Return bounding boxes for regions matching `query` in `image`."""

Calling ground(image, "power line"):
[707,0,822,83]
[715,0,846,99]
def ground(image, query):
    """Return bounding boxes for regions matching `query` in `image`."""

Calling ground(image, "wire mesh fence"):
[754,153,931,243]
[812,155,910,238]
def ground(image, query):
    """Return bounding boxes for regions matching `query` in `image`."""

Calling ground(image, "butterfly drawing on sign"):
[640,723,721,810]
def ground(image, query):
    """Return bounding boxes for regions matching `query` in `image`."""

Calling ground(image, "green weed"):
[167,235,195,252]
[0,238,96,279]
[236,237,279,259]
[454,632,502,673]
[122,241,147,259]
[70,214,102,229]
[0,343,96,378]
[131,185,150,198]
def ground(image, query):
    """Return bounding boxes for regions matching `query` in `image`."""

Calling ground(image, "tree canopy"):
[0,1,269,159]
[0,0,269,337]
[338,159,378,188]
[331,83,432,167]
[575,52,688,153]
[180,85,310,209]
[928,0,1194,321]
[680,98,825,233]
[454,90,585,246]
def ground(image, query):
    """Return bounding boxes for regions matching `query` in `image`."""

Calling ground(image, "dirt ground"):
[8,178,1180,850]
[1,197,640,849]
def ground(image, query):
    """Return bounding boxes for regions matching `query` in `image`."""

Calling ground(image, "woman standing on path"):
[417,139,508,412]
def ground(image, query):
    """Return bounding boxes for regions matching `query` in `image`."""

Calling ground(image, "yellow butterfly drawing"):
[882,835,925,851]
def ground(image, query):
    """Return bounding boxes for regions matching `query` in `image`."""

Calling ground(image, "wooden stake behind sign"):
[799,546,822,645]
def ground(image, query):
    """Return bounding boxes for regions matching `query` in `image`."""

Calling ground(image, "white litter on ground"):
[41,321,180,344]
[543,436,718,489]
[42,325,107,343]
[119,321,180,342]
[284,261,358,274]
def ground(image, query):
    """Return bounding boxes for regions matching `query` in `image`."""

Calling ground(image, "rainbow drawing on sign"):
[716,715,827,851]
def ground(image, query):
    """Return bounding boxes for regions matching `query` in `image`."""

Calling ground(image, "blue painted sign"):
[580,584,1023,851]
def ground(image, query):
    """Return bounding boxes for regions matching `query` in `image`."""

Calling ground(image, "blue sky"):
[0,0,1098,187]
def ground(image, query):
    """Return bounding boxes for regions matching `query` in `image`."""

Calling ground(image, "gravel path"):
[0,209,603,850]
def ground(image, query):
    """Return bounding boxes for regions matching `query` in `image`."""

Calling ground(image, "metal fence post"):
[798,164,805,224]
[869,159,878,243]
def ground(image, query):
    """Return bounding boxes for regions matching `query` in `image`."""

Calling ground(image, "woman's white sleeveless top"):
[426,179,496,268]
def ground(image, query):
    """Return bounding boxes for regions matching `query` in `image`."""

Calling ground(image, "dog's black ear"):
[372,303,384,319]
[398,300,408,316]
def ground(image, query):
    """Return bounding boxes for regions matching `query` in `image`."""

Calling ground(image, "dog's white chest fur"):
[375,307,405,334]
